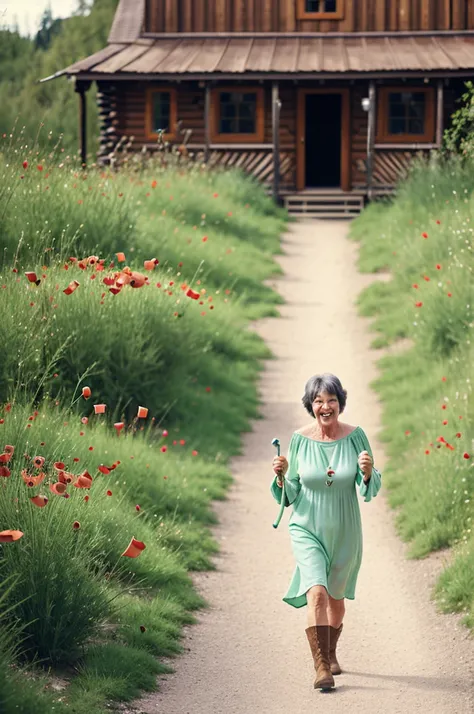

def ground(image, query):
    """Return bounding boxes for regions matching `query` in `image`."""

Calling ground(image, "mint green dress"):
[271,427,381,608]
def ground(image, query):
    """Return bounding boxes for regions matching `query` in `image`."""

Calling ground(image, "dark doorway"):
[305,93,342,188]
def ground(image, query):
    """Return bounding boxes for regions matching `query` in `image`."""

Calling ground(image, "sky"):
[0,0,79,36]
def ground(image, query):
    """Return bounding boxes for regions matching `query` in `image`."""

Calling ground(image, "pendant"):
[326,467,335,488]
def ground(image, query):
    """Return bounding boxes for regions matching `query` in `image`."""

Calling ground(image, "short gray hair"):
[302,373,348,417]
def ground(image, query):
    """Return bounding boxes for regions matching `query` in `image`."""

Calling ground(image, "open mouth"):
[321,413,333,418]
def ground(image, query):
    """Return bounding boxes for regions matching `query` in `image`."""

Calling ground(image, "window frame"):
[296,0,345,21]
[210,87,265,144]
[145,87,178,142]
[376,87,435,144]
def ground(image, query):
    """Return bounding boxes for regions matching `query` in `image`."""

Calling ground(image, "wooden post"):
[436,79,444,147]
[75,80,91,167]
[366,81,376,202]
[204,83,211,163]
[272,81,281,204]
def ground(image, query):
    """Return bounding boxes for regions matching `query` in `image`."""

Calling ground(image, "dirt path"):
[130,221,473,714]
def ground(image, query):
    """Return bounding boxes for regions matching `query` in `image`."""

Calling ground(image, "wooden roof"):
[45,33,474,81]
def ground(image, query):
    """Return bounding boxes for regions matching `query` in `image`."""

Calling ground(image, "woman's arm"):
[352,429,382,503]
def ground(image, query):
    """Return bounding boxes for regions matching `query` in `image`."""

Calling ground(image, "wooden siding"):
[146,1,474,33]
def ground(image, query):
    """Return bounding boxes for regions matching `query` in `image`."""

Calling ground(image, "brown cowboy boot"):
[305,625,335,690]
[329,624,343,675]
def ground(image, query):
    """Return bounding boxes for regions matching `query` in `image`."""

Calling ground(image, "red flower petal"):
[186,288,200,300]
[121,537,146,558]
[0,530,23,542]
[63,280,80,295]
[30,495,48,508]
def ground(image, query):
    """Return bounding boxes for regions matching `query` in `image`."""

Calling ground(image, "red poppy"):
[137,406,148,419]
[442,376,447,382]
[415,302,423,308]
[30,495,48,508]
[151,180,157,189]
[4,445,14,454]
[423,275,430,282]
[81,417,88,425]
[192,450,198,456]
[54,461,65,471]
[412,284,419,289]
[446,443,455,451]
[162,430,168,437]
[116,252,126,263]
[109,287,122,295]
[436,436,446,443]
[456,433,462,438]
[114,422,124,434]
[425,450,430,455]
[106,490,112,496]
[186,288,200,300]
[422,232,428,239]
[25,271,41,285]
[63,280,80,295]
[98,465,110,475]
[74,471,93,489]
[447,292,452,298]
[443,420,448,426]
[463,453,470,459]
[129,271,148,289]
[37,165,43,172]
[121,537,146,558]
[135,505,141,512]
[49,482,67,496]
[140,625,146,633]
[0,466,10,477]
[161,446,167,453]
[21,470,45,487]
[22,160,28,169]
[0,453,11,463]
[82,386,91,399]
[73,521,81,530]
[0,530,23,542]
[144,258,159,271]
[94,404,106,414]
[442,404,447,410]
[33,456,45,468]
[436,264,442,270]
[58,471,74,485]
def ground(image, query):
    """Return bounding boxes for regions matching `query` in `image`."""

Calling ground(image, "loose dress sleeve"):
[270,433,302,507]
[350,428,382,503]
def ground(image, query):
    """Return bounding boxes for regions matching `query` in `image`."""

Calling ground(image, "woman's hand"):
[273,456,288,484]
[358,450,373,481]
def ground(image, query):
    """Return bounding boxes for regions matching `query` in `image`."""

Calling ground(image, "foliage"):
[350,155,474,628]
[0,128,286,708]
[443,81,474,160]
[0,0,118,156]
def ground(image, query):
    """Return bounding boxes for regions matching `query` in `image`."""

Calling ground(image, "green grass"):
[0,130,287,710]
[350,154,474,627]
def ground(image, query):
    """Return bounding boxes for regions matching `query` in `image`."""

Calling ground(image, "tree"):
[443,81,474,160]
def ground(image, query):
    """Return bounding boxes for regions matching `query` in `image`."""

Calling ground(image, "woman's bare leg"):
[306,586,329,628]
[327,595,345,628]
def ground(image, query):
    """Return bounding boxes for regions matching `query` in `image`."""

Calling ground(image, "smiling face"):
[312,390,341,428]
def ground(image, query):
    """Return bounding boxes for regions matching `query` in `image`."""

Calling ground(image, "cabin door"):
[297,89,351,192]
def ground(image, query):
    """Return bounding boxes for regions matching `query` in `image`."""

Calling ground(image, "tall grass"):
[0,128,286,709]
[351,154,474,627]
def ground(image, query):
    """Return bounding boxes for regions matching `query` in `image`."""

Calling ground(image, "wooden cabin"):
[45,1,474,214]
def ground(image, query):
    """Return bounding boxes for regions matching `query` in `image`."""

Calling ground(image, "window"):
[145,88,177,141]
[297,0,344,20]
[377,87,435,143]
[211,88,265,143]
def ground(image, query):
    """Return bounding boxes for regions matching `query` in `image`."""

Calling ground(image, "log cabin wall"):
[145,1,474,33]
[105,78,460,191]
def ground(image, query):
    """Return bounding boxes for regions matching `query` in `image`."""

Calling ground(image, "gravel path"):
[128,221,474,714]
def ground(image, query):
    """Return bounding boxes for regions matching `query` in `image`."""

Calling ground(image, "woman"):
[271,373,381,691]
